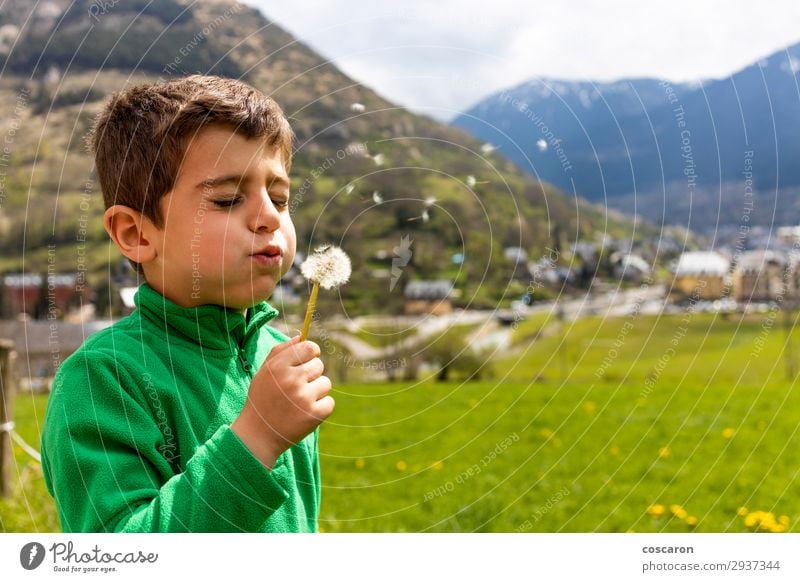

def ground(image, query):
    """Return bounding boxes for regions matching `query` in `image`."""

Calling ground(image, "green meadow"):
[3,310,799,532]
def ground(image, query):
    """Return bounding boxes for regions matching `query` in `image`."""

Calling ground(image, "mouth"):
[250,243,284,267]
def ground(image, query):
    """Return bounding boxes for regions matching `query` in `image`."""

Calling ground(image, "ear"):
[103,205,159,265]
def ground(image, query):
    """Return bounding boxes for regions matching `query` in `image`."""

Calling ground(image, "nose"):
[249,188,281,232]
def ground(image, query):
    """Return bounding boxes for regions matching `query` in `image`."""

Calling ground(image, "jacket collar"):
[133,283,280,351]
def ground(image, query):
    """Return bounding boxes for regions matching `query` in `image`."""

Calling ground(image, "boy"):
[41,75,334,532]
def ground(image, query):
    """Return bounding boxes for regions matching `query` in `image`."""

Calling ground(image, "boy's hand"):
[231,336,334,469]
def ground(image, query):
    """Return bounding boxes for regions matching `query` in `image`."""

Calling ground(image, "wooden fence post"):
[0,339,16,498]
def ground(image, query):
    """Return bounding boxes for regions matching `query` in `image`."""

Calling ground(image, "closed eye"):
[212,196,242,208]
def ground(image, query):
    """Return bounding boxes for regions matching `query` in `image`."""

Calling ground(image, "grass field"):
[3,309,799,532]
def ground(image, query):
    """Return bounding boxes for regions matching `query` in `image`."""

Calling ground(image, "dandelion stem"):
[300,281,320,341]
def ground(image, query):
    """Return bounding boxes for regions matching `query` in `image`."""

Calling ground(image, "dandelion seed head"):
[301,245,352,290]
[350,103,366,113]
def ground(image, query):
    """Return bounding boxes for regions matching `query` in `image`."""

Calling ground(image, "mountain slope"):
[453,48,800,230]
[0,0,635,314]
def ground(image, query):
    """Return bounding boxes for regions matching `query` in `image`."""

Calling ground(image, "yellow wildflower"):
[686,516,698,527]
[670,504,688,520]
[355,458,365,469]
[737,507,748,517]
[722,427,736,439]
[647,504,665,518]
[396,460,407,471]
[658,447,670,458]
[583,401,597,414]
[431,460,444,470]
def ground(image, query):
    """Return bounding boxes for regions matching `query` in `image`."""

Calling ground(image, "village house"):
[732,250,787,303]
[1,273,88,319]
[671,251,730,301]
[404,280,453,315]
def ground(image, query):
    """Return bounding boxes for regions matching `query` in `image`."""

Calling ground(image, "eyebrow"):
[195,173,290,191]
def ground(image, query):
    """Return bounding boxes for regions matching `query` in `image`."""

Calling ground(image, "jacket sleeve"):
[42,351,290,532]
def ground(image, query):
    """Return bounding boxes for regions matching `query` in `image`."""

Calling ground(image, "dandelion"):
[480,143,498,154]
[658,447,670,458]
[350,103,365,113]
[686,516,698,527]
[300,245,352,341]
[372,191,383,204]
[536,138,548,152]
[670,504,688,520]
[647,504,665,518]
[396,460,407,471]
[583,401,596,414]
[372,153,385,166]
[430,460,444,470]
[355,458,365,469]
[424,196,437,207]
[722,427,736,439]
[345,183,355,195]
[742,510,786,532]
[608,446,620,457]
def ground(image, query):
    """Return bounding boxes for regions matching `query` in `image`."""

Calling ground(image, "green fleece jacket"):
[41,283,321,533]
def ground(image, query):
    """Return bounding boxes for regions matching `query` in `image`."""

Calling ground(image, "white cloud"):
[242,0,800,120]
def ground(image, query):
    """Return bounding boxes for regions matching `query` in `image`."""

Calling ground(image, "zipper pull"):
[238,348,252,374]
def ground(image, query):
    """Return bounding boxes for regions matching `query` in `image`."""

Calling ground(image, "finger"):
[268,337,318,365]
[302,357,325,382]
[312,395,335,420]
[308,375,332,399]
[285,340,321,366]
[267,335,301,358]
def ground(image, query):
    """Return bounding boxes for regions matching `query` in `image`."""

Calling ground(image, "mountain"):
[0,0,632,314]
[453,47,800,231]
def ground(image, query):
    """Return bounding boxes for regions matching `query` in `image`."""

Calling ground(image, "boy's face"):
[145,125,296,310]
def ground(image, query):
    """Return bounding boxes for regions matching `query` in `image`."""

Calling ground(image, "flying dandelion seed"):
[480,143,498,154]
[408,209,430,223]
[350,102,365,113]
[536,138,548,152]
[372,191,383,204]
[345,183,355,195]
[465,175,488,187]
[372,153,385,166]
[424,196,436,207]
[299,245,352,340]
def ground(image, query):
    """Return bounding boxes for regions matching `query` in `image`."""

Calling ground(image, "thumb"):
[267,335,302,358]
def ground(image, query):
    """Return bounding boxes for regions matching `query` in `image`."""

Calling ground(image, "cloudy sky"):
[242,0,800,121]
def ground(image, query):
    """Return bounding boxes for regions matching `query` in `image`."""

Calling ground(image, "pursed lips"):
[250,243,284,267]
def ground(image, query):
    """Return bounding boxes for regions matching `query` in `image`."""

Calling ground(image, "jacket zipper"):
[238,347,253,375]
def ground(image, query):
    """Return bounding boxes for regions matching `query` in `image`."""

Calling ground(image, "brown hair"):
[88,74,294,229]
